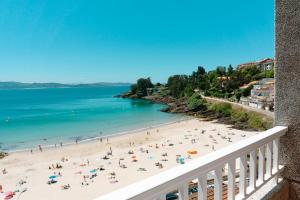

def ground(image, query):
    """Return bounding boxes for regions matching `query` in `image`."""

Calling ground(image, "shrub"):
[208,103,232,117]
[231,109,248,122]
[184,85,194,97]
[188,93,206,111]
[241,85,253,97]
[204,90,211,96]
[248,113,271,131]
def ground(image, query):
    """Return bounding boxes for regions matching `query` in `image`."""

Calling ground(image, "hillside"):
[0,82,131,89]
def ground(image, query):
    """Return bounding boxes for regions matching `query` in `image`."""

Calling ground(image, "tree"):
[265,69,274,78]
[136,77,154,97]
[184,84,194,97]
[196,66,206,76]
[242,85,253,97]
[235,90,242,101]
[167,75,189,98]
[240,66,262,83]
[227,64,234,76]
[130,84,137,94]
[216,66,226,76]
[155,82,162,87]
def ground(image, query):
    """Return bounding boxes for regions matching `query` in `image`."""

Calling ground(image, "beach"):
[0,119,257,200]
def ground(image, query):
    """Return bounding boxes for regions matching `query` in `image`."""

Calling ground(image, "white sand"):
[0,119,257,200]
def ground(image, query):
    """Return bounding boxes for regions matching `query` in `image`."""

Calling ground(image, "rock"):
[0,152,8,159]
[160,107,170,112]
[114,92,138,99]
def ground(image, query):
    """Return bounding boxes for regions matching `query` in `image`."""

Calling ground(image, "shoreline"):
[4,115,190,154]
[0,118,258,200]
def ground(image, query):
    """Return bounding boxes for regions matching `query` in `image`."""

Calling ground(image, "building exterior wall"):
[275,0,300,199]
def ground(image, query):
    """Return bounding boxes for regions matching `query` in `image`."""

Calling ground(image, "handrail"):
[96,126,287,200]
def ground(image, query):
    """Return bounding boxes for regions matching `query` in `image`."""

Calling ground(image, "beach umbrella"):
[187,150,198,154]
[178,156,185,164]
[48,175,57,180]
[4,191,14,200]
[90,169,97,174]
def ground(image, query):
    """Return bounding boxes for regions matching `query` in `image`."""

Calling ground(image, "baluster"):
[272,138,279,183]
[214,167,223,200]
[178,182,189,200]
[228,160,236,200]
[198,175,207,200]
[266,142,273,179]
[272,138,279,172]
[239,155,247,197]
[258,146,265,185]
[249,150,257,191]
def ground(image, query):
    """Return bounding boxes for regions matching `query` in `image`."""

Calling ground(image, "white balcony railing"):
[96,126,287,200]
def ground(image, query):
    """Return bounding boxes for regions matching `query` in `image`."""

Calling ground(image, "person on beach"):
[60,142,63,147]
[2,168,7,174]
[38,145,42,152]
[30,149,33,153]
[0,184,3,193]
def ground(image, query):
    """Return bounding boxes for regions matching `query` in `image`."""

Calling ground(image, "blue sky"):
[0,0,274,83]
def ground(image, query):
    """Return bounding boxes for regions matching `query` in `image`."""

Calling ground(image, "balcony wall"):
[275,0,300,199]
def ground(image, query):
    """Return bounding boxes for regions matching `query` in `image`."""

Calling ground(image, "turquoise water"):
[0,87,183,151]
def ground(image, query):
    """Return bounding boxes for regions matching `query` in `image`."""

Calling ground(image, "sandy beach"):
[0,118,258,200]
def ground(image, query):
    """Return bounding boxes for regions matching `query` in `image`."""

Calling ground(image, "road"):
[203,96,274,118]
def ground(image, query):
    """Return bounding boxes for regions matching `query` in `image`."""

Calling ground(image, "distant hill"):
[0,82,131,89]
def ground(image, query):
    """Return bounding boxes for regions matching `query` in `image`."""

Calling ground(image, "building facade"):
[237,58,274,71]
[248,78,274,111]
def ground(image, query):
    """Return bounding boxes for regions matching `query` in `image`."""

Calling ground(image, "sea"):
[0,86,185,152]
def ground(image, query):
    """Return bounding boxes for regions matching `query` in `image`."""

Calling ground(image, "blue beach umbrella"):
[90,169,97,173]
[49,175,57,179]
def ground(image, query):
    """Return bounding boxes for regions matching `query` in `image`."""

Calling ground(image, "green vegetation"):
[187,93,206,111]
[167,75,189,98]
[129,64,273,100]
[207,103,272,131]
[125,63,274,131]
[241,85,254,97]
[164,65,273,100]
[208,103,232,117]
[130,77,154,97]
